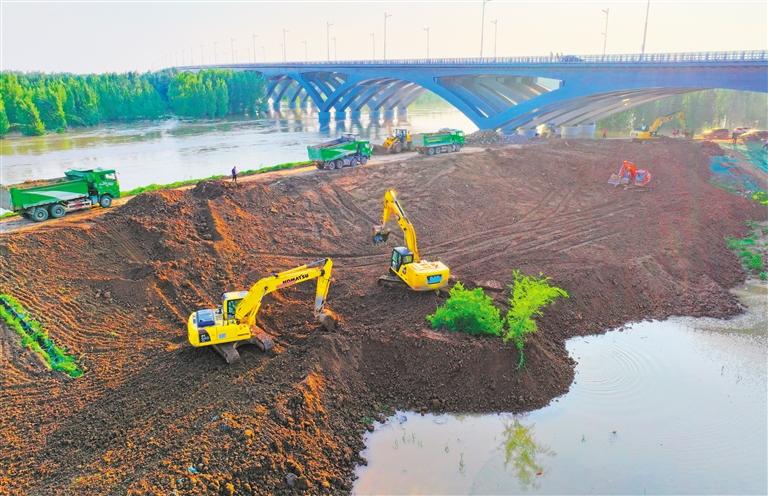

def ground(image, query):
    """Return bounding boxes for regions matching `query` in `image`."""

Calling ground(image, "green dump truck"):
[307,134,372,170]
[412,129,465,155]
[0,168,120,222]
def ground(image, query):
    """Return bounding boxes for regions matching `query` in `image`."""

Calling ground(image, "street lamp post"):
[333,36,337,60]
[370,32,376,59]
[480,0,492,58]
[282,28,289,62]
[640,0,650,57]
[491,19,498,59]
[326,22,333,61]
[601,8,609,56]
[383,12,392,60]
[423,27,430,58]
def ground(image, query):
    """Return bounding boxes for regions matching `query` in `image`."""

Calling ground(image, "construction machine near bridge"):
[372,189,450,291]
[187,258,335,363]
[381,129,413,153]
[631,111,687,141]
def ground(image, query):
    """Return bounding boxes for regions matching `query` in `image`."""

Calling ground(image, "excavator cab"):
[390,247,414,272]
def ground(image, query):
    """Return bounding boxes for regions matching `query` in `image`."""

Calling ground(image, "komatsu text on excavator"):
[372,189,450,291]
[187,258,335,363]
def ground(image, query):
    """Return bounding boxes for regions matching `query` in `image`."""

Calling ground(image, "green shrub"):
[427,282,503,336]
[504,270,568,369]
[726,236,755,250]
[751,190,768,206]
[740,250,764,271]
[760,271,767,281]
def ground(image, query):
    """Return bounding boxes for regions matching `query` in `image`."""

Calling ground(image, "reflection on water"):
[354,281,768,495]
[0,106,475,190]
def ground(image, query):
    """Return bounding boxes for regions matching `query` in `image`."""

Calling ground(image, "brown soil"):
[0,139,764,495]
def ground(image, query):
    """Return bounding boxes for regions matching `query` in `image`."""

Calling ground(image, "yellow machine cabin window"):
[226,299,242,320]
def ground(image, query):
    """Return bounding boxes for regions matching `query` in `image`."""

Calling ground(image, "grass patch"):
[122,160,312,196]
[726,236,756,250]
[751,190,768,206]
[427,282,503,337]
[0,211,19,219]
[0,294,82,378]
[726,225,767,277]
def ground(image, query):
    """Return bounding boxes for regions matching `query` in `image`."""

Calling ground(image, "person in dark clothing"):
[231,166,238,184]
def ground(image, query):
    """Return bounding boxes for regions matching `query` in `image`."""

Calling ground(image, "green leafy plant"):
[750,190,768,206]
[759,271,767,281]
[504,271,568,369]
[739,250,764,271]
[726,236,755,250]
[0,294,82,378]
[427,282,503,337]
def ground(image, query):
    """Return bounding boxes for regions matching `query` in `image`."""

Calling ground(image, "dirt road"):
[0,148,482,235]
[0,139,763,495]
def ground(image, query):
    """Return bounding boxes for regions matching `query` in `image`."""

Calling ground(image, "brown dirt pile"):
[0,139,764,495]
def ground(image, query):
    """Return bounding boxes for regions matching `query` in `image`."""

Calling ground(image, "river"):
[0,106,475,191]
[354,282,768,495]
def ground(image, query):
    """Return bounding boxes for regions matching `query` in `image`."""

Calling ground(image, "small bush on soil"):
[427,282,503,337]
[504,271,568,369]
[751,190,768,206]
[726,236,755,250]
[740,250,764,271]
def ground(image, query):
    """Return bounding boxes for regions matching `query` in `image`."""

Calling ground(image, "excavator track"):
[212,329,275,364]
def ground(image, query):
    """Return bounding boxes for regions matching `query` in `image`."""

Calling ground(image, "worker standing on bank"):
[623,160,638,186]
[231,165,238,184]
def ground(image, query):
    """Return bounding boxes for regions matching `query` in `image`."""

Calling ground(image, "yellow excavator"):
[382,129,412,153]
[631,111,686,141]
[372,189,450,291]
[187,258,335,363]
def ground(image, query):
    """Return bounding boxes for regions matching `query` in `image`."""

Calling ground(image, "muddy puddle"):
[354,282,768,495]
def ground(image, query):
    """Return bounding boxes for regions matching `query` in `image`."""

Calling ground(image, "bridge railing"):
[210,50,766,68]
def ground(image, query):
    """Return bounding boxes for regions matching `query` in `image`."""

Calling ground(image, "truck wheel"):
[360,155,369,164]
[427,147,435,156]
[350,156,360,167]
[333,159,343,169]
[31,207,49,222]
[49,204,66,218]
[394,143,403,153]
[99,195,113,208]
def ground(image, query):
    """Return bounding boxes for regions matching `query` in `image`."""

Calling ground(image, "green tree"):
[427,282,504,336]
[0,98,10,136]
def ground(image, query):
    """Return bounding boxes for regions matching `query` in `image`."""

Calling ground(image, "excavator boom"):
[187,258,335,363]
[372,189,420,261]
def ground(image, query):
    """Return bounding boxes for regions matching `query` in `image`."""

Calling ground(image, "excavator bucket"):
[212,328,275,364]
[316,310,337,331]
[372,225,390,245]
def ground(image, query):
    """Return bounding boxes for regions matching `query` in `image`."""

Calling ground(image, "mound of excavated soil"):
[0,139,764,495]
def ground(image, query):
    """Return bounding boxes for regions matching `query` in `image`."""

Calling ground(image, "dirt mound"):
[0,139,764,495]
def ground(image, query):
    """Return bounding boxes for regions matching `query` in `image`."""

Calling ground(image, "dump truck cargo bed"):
[0,178,90,211]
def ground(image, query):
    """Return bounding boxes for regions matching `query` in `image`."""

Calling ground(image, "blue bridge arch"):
[182,51,768,131]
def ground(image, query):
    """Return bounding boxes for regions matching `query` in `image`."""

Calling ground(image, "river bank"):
[0,139,765,494]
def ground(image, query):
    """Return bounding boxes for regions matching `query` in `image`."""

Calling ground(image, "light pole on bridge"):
[479,0,492,58]
[282,28,289,62]
[601,8,610,56]
[383,11,392,60]
[333,36,337,61]
[326,22,333,61]
[640,0,650,58]
[491,19,498,59]
[423,27,430,58]
[370,32,376,59]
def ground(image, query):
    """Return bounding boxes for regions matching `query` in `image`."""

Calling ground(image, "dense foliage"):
[0,70,267,136]
[504,271,568,369]
[598,89,767,133]
[427,282,504,336]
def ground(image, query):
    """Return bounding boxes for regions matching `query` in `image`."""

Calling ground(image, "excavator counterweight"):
[187,258,335,363]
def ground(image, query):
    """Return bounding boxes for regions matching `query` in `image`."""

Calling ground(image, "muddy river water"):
[354,282,768,495]
[0,107,475,191]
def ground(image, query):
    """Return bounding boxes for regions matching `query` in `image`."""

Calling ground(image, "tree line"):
[0,70,267,137]
[598,89,767,133]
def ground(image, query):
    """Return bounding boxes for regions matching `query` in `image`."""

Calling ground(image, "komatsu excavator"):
[372,189,450,291]
[187,258,335,363]
[631,111,686,141]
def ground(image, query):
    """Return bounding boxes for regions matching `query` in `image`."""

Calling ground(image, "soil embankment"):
[0,139,764,495]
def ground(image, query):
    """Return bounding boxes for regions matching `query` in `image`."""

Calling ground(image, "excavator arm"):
[234,258,334,326]
[372,189,421,262]
[649,111,685,134]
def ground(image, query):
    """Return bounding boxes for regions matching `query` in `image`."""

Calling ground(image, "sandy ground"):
[0,139,764,495]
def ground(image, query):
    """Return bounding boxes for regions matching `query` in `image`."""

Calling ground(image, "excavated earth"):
[0,139,764,495]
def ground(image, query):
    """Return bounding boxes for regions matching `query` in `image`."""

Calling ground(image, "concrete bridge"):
[181,50,768,131]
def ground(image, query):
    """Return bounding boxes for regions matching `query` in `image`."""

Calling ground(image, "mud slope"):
[0,139,764,495]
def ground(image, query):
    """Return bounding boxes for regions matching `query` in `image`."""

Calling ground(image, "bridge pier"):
[396,106,408,121]
[318,111,331,124]
[369,109,381,123]
[350,109,362,120]
[334,109,347,121]
[383,108,395,121]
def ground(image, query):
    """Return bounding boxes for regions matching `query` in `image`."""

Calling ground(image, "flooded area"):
[0,106,475,191]
[354,282,768,495]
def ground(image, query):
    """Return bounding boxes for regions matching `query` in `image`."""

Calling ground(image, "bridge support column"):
[350,109,362,120]
[272,101,281,112]
[383,108,395,121]
[396,106,408,121]
[334,109,347,121]
[318,110,331,124]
